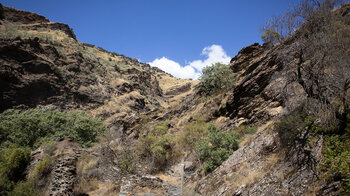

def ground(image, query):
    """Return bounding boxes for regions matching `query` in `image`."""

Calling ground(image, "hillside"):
[0,2,350,196]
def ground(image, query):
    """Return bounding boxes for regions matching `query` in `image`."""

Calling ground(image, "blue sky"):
[1,0,300,78]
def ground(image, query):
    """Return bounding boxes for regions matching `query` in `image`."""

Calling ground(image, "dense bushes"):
[197,124,239,172]
[0,109,107,195]
[321,115,350,192]
[0,145,31,195]
[196,63,235,96]
[0,109,107,148]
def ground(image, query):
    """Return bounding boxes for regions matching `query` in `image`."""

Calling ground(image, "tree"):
[261,28,280,44]
[261,0,343,44]
[276,0,350,126]
[196,63,235,96]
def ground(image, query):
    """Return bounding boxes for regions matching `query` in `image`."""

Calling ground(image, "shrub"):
[196,63,235,96]
[261,28,280,44]
[321,115,350,192]
[260,0,343,43]
[176,118,209,151]
[32,157,54,180]
[275,107,309,147]
[9,179,37,196]
[0,109,107,148]
[137,121,175,169]
[117,149,135,174]
[0,145,31,195]
[197,124,239,172]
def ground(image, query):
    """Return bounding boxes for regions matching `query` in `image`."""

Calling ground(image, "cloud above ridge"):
[149,44,230,79]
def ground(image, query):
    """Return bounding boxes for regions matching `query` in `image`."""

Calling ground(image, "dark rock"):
[2,5,50,24]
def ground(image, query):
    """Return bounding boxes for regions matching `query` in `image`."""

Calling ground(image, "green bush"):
[196,63,235,96]
[8,180,37,196]
[137,121,175,169]
[277,107,350,191]
[321,114,350,192]
[32,157,54,180]
[0,109,107,148]
[0,145,31,195]
[197,124,239,172]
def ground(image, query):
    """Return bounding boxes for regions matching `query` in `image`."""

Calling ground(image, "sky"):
[1,0,301,79]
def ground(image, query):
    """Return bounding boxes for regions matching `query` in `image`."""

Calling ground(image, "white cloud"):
[148,44,230,79]
[149,57,199,79]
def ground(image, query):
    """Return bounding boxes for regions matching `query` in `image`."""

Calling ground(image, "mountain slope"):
[0,2,350,196]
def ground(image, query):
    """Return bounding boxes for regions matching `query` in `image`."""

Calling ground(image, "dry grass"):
[156,174,181,185]
[225,152,282,194]
[0,22,74,44]
[133,187,166,195]
[109,78,129,89]
[73,177,99,195]
[86,181,120,196]
[154,72,197,110]
[76,152,98,176]
[239,120,275,147]
[91,90,145,122]
[156,72,196,93]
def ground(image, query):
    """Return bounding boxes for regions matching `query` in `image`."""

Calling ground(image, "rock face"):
[217,43,303,124]
[0,5,165,118]
[50,154,78,195]
[120,175,181,196]
[2,5,49,24]
[194,121,325,196]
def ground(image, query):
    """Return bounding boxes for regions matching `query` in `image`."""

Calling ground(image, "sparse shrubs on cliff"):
[197,124,239,173]
[261,28,280,44]
[277,104,350,191]
[136,121,175,170]
[320,114,350,192]
[261,0,343,44]
[275,106,309,148]
[196,63,235,96]
[176,117,209,151]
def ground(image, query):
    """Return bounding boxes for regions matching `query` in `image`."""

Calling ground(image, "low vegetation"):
[195,63,235,96]
[0,145,31,195]
[197,124,239,173]
[0,109,107,148]
[136,121,175,170]
[276,104,350,192]
[320,115,350,192]
[176,118,209,151]
[275,106,310,148]
[0,108,107,195]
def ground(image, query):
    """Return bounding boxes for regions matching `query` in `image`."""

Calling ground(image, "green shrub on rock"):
[137,121,175,169]
[197,124,239,173]
[0,109,107,194]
